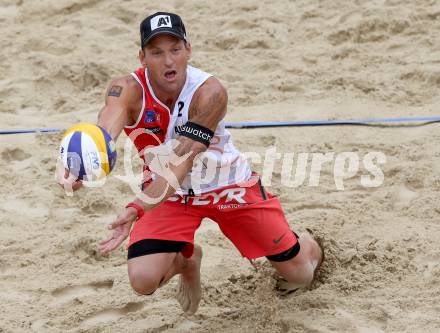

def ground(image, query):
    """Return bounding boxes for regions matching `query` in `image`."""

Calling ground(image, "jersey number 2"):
[177,101,184,117]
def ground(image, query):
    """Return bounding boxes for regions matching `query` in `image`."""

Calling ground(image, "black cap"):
[140,12,187,49]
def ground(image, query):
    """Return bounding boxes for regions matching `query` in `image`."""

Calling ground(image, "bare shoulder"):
[106,74,142,100]
[98,74,143,132]
[193,76,227,104]
[189,76,228,128]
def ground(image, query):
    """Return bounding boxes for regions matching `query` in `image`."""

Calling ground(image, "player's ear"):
[139,49,147,67]
[185,41,192,60]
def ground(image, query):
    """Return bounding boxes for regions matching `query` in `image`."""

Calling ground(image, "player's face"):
[140,35,191,94]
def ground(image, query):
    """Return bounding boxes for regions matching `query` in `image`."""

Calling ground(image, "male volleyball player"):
[58,12,323,315]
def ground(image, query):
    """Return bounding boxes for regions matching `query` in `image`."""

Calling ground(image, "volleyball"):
[60,123,117,181]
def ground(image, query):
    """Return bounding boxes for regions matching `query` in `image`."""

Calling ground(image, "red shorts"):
[128,176,297,259]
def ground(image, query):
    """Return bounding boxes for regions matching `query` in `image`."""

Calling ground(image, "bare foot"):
[176,245,203,315]
[304,229,325,283]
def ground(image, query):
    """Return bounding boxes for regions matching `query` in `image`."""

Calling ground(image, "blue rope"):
[224,116,440,128]
[0,128,64,135]
[1,116,440,134]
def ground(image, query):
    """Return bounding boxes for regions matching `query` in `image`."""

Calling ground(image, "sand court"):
[1,0,440,332]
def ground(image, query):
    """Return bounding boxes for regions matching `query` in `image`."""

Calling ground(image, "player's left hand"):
[98,207,138,254]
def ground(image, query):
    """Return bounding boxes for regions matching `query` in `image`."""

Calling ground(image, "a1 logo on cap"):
[151,15,172,31]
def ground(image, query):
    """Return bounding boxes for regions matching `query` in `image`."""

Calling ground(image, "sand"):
[1,0,440,332]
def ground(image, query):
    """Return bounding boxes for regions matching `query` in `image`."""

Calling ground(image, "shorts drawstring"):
[258,178,267,200]
[184,188,195,210]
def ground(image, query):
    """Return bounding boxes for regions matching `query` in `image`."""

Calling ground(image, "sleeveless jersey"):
[123,65,251,195]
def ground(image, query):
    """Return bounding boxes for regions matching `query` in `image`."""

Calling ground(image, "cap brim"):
[142,29,186,47]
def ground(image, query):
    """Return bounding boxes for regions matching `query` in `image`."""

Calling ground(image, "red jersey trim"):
[123,67,171,161]
[125,72,146,129]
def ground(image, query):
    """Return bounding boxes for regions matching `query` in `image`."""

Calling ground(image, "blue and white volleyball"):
[60,123,117,181]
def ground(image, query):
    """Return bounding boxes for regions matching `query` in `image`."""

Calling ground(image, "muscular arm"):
[133,76,227,210]
[97,76,142,140]
[57,75,141,191]
[101,77,227,253]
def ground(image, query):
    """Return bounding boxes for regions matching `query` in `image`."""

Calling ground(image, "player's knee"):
[128,269,161,296]
[266,241,301,263]
[269,235,321,285]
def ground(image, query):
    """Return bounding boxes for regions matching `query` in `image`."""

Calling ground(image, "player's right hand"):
[98,207,137,254]
[57,168,83,192]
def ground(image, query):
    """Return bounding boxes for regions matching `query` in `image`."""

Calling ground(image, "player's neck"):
[155,90,179,111]
[150,75,186,111]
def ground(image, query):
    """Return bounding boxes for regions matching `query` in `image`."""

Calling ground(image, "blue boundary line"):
[0,128,63,135]
[1,116,440,134]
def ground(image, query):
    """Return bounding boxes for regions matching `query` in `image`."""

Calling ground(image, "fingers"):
[98,234,114,245]
[98,241,115,254]
[71,180,83,191]
[97,241,110,253]
[104,236,124,253]
[99,208,137,254]
[97,236,116,253]
[57,168,72,185]
[108,216,127,230]
[57,168,83,193]
[108,208,137,230]
[65,171,82,190]
[98,227,130,254]
[98,235,125,254]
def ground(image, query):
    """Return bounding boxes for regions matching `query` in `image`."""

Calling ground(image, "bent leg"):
[269,232,323,289]
[125,197,204,314]
[127,240,203,315]
[127,239,187,295]
[175,245,203,315]
[128,252,179,295]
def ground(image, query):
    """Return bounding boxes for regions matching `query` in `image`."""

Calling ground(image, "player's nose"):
[164,53,174,67]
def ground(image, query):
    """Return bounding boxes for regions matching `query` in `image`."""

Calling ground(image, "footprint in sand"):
[69,236,108,263]
[82,302,144,326]
[336,308,386,333]
[0,259,11,275]
[1,148,31,162]
[102,26,130,36]
[26,38,73,56]
[391,184,419,209]
[51,280,113,305]
[416,252,440,279]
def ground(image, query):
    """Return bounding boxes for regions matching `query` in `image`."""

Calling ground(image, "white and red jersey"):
[124,65,251,195]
